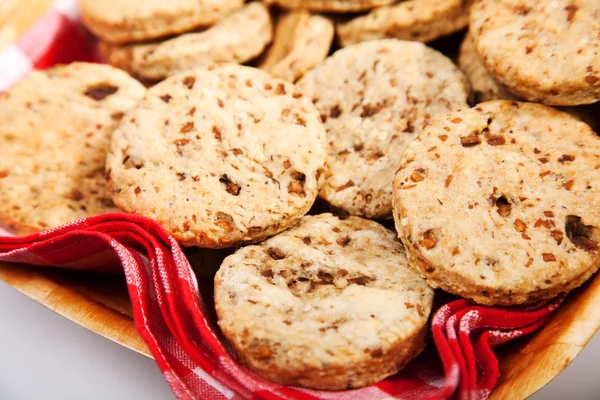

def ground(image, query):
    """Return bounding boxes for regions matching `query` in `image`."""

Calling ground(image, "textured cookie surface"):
[470,0,600,106]
[297,39,469,219]
[393,101,600,305]
[338,0,470,47]
[458,32,519,103]
[81,0,244,44]
[215,213,434,390]
[458,32,600,131]
[99,3,273,81]
[0,63,146,234]
[107,64,327,248]
[264,0,395,12]
[258,11,334,82]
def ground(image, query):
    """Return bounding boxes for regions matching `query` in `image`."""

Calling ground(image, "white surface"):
[0,280,598,400]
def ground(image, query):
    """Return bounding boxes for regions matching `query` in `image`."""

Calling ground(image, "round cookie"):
[393,100,600,306]
[458,32,600,132]
[458,31,519,103]
[258,11,334,83]
[107,64,327,248]
[470,0,600,106]
[263,0,395,13]
[338,0,471,47]
[214,213,434,390]
[296,39,469,219]
[80,0,244,44]
[99,3,273,81]
[0,63,146,235]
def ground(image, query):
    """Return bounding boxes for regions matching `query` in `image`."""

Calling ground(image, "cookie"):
[214,213,434,390]
[458,31,519,103]
[258,11,334,82]
[0,63,146,235]
[99,3,273,81]
[470,0,600,106]
[80,0,244,44]
[393,100,600,305]
[296,39,469,219]
[337,0,471,47]
[264,0,396,13]
[458,32,600,131]
[107,64,327,248]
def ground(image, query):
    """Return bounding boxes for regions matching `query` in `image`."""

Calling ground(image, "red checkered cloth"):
[0,2,565,399]
[0,0,97,92]
[0,214,564,400]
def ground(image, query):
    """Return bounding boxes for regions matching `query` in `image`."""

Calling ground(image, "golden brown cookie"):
[258,11,333,82]
[337,0,471,47]
[99,3,273,81]
[215,213,434,390]
[297,39,469,219]
[81,0,244,44]
[394,100,600,305]
[0,63,146,234]
[470,0,600,106]
[264,0,396,13]
[107,64,327,248]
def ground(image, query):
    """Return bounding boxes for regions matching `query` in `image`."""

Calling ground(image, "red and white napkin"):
[0,2,565,399]
[0,0,96,93]
[0,214,564,400]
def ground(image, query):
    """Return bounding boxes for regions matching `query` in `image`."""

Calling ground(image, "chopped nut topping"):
[219,174,241,196]
[180,122,194,133]
[486,135,506,146]
[514,218,527,232]
[419,230,438,250]
[461,135,481,147]
[84,84,118,101]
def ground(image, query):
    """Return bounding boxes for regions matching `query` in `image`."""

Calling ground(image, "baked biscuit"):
[337,0,471,47]
[470,0,600,106]
[258,11,334,82]
[393,100,600,305]
[81,0,244,44]
[458,32,519,103]
[0,63,146,234]
[215,213,434,390]
[296,39,469,219]
[264,0,396,13]
[458,32,600,131]
[107,64,327,248]
[99,3,273,81]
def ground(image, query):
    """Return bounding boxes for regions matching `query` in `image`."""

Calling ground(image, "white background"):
[1,280,598,400]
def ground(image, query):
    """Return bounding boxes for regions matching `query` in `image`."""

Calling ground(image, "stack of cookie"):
[82,0,335,83]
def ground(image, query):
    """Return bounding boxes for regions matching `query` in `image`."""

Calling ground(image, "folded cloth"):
[0,213,565,400]
[0,0,96,92]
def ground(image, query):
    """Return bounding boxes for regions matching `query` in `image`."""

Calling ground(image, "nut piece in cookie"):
[107,64,327,248]
[259,11,334,83]
[215,213,434,390]
[338,0,471,47]
[0,63,146,235]
[99,3,273,81]
[80,0,244,44]
[297,39,469,219]
[393,100,600,305]
[470,0,600,106]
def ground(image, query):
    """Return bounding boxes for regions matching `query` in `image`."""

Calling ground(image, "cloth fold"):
[0,213,564,400]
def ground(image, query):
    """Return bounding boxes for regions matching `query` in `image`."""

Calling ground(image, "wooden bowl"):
[1,260,599,399]
[1,2,599,398]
